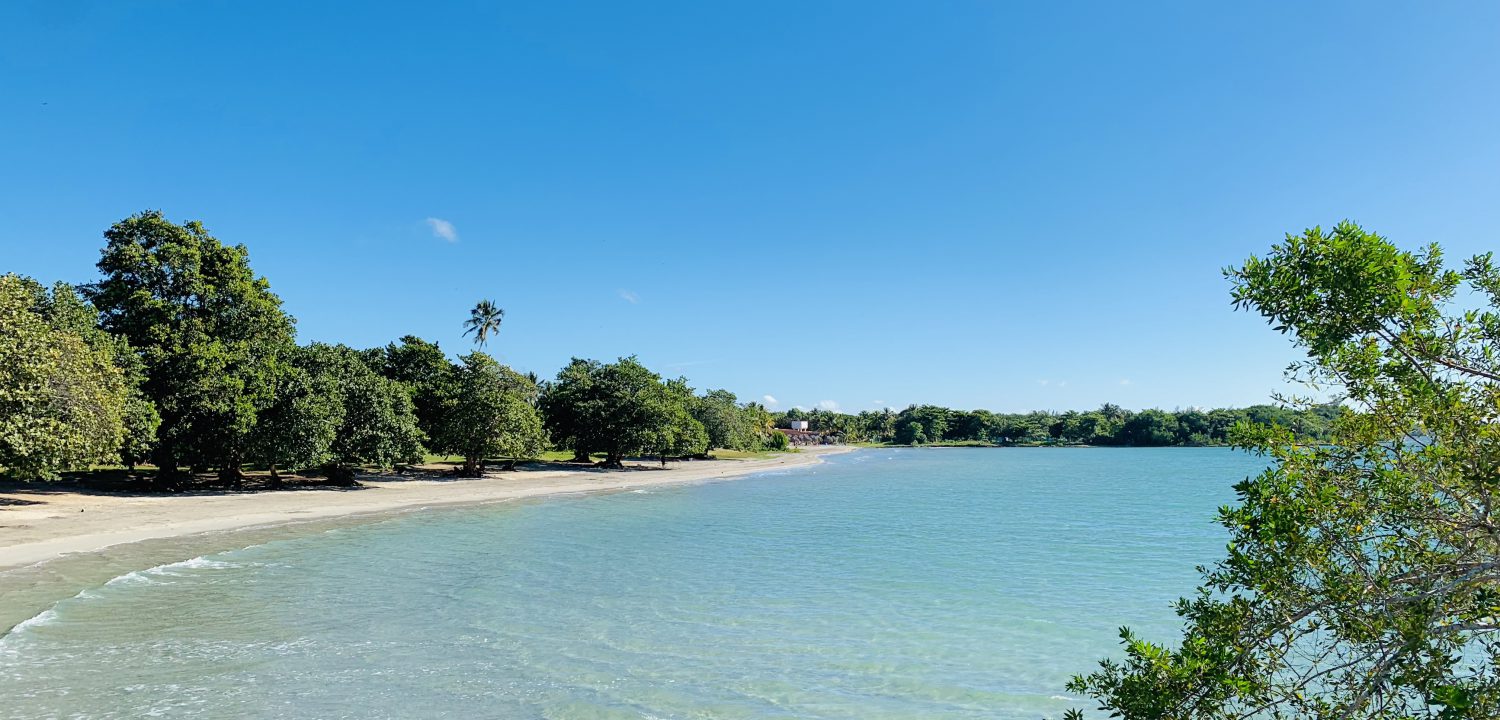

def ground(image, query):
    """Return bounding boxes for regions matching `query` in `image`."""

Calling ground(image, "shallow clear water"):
[0,447,1264,719]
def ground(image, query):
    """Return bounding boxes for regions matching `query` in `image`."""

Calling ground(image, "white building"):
[789,420,811,431]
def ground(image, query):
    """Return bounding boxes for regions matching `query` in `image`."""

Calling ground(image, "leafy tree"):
[118,396,162,471]
[859,409,898,444]
[1119,408,1178,446]
[1068,413,1098,444]
[251,350,341,483]
[740,402,776,450]
[1047,413,1070,442]
[765,429,791,451]
[653,379,709,463]
[434,352,546,476]
[316,345,425,479]
[369,335,456,441]
[693,389,759,451]
[252,344,423,484]
[996,416,1036,445]
[1070,222,1500,718]
[0,275,128,480]
[948,410,994,442]
[587,357,674,467]
[462,299,504,348]
[539,358,603,463]
[1174,409,1211,445]
[895,405,949,445]
[87,211,296,483]
[28,279,160,468]
[538,357,695,468]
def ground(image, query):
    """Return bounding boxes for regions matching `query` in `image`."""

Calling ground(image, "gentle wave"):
[106,556,240,586]
[2,554,246,646]
[1,608,59,639]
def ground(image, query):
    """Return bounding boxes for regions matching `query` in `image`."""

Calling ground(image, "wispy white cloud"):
[1119,379,1133,386]
[762,395,778,407]
[425,217,458,242]
[618,289,639,304]
[1038,379,1050,386]
[872,399,885,406]
[818,399,840,411]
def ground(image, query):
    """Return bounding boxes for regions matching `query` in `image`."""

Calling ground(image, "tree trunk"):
[570,447,591,463]
[324,464,357,485]
[463,455,481,477]
[267,464,283,489]
[600,452,624,469]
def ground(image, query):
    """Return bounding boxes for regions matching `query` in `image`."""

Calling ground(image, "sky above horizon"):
[5,2,1500,414]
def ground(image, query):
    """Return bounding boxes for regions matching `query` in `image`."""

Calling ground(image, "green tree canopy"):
[311,344,425,478]
[28,279,159,468]
[692,389,764,452]
[251,343,424,483]
[251,347,342,483]
[539,357,704,467]
[586,357,675,467]
[434,352,547,476]
[538,358,603,463]
[86,211,296,481]
[1070,222,1500,719]
[653,378,709,461]
[368,335,456,441]
[895,405,950,445]
[0,275,128,480]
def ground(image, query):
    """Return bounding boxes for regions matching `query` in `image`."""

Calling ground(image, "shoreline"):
[0,446,854,633]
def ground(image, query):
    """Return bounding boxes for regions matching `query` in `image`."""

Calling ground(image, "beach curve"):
[0,446,853,634]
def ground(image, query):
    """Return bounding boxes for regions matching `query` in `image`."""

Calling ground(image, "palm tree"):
[463,300,505,348]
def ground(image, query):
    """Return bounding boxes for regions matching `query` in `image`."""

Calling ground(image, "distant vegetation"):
[0,210,1333,489]
[771,402,1340,447]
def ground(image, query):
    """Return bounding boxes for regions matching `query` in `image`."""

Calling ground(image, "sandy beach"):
[0,446,852,632]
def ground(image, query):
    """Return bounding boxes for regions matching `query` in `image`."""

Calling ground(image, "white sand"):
[0,447,852,574]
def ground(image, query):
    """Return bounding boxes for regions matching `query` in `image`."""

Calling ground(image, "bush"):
[765,431,790,451]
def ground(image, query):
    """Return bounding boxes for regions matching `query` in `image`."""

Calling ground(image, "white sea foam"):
[105,555,239,586]
[3,608,58,637]
[0,603,68,654]
[3,553,244,648]
[153,556,238,574]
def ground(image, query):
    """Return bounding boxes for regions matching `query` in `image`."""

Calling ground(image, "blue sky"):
[4,2,1500,414]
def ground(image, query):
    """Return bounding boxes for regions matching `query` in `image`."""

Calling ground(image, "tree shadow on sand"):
[0,471,372,499]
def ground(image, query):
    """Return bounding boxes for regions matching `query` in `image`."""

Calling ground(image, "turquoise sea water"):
[0,448,1265,719]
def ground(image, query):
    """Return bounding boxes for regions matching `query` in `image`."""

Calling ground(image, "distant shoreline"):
[858,442,1241,449]
[0,446,855,634]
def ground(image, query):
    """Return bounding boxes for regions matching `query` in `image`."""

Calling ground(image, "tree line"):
[774,402,1340,446]
[0,211,779,485]
[0,209,1335,488]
